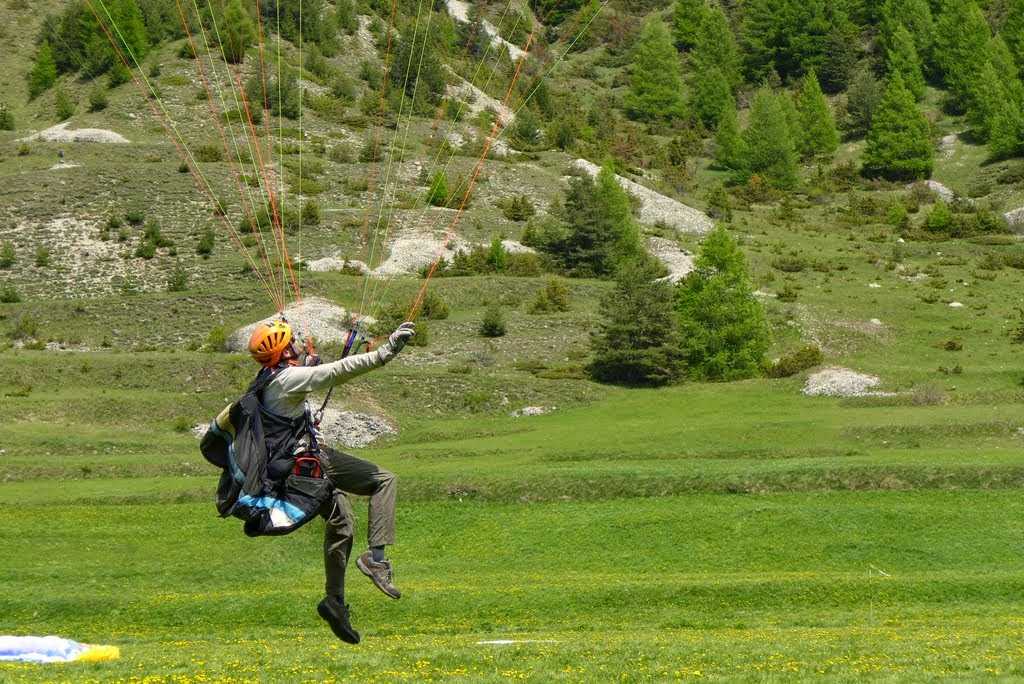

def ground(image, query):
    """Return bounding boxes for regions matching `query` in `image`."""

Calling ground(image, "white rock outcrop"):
[571,159,714,236]
[19,122,130,144]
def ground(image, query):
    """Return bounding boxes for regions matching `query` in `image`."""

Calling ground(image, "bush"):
[426,171,449,207]
[769,345,824,378]
[420,291,450,320]
[125,209,145,226]
[329,144,354,164]
[88,86,108,112]
[0,242,15,268]
[301,199,322,226]
[55,88,76,121]
[17,143,30,157]
[194,144,224,163]
[502,195,536,221]
[34,246,51,267]
[196,227,215,257]
[205,326,227,352]
[12,314,38,340]
[479,304,507,337]
[0,285,21,303]
[528,278,570,314]
[0,103,14,131]
[167,260,188,292]
[135,241,157,259]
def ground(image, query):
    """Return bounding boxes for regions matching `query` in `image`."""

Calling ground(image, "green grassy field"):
[3,338,1024,681]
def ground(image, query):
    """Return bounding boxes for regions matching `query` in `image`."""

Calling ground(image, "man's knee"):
[376,468,396,489]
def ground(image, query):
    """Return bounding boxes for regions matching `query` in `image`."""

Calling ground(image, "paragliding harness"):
[199,367,332,537]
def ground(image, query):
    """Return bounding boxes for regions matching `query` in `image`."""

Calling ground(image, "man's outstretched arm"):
[274,322,415,395]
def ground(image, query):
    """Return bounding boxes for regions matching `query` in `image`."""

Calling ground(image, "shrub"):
[329,144,354,164]
[0,242,15,269]
[426,171,449,207]
[0,103,14,131]
[0,285,21,303]
[205,326,227,352]
[12,314,38,340]
[301,199,322,226]
[769,345,824,378]
[172,415,191,433]
[135,241,157,259]
[194,144,223,162]
[943,339,963,351]
[125,209,145,226]
[479,304,507,337]
[502,195,536,221]
[771,255,807,273]
[167,260,188,292]
[420,291,450,320]
[528,278,571,314]
[17,143,30,157]
[55,88,76,121]
[88,86,108,112]
[196,227,215,257]
[34,246,51,268]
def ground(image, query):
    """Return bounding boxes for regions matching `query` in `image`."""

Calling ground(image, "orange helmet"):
[248,320,294,367]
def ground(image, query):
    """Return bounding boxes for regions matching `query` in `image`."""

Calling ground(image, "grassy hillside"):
[3,0,1024,680]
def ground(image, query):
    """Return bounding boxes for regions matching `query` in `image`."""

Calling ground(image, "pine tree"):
[626,18,686,121]
[676,226,770,381]
[107,0,149,61]
[28,42,58,100]
[741,0,830,82]
[887,24,926,100]
[935,0,991,111]
[988,36,1024,104]
[692,6,742,90]
[818,12,861,93]
[673,0,708,51]
[557,165,643,277]
[1004,0,1024,69]
[796,71,839,158]
[863,73,934,180]
[588,259,682,387]
[714,103,746,171]
[222,0,255,64]
[843,62,882,138]
[691,66,734,130]
[989,99,1024,159]
[970,61,1007,140]
[742,89,799,189]
[880,0,936,74]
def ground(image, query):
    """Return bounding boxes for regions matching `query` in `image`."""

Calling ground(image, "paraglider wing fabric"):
[0,636,119,663]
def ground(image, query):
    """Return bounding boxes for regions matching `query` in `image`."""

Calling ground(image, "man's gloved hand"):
[304,353,321,367]
[378,322,415,363]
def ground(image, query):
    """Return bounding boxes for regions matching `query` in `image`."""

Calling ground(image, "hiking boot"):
[317,596,360,644]
[356,551,402,599]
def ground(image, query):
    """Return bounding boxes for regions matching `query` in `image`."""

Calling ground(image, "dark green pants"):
[318,447,396,597]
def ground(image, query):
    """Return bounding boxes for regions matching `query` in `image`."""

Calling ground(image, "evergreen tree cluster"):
[588,226,771,387]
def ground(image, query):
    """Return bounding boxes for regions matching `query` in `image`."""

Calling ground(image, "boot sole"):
[356,555,402,599]
[317,600,360,644]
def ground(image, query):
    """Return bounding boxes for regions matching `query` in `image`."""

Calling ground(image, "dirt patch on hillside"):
[444,0,526,60]
[6,216,131,295]
[20,122,129,144]
[445,71,514,125]
[571,159,713,235]
[647,237,694,283]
